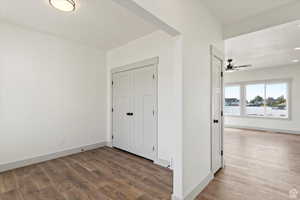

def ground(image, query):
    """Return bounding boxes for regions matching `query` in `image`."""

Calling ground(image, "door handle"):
[126,113,133,116]
[213,119,219,123]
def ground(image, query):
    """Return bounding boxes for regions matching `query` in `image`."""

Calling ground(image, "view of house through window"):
[265,83,288,118]
[224,86,241,116]
[246,83,265,117]
[224,80,289,119]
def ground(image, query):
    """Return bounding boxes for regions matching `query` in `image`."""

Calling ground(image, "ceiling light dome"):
[49,0,75,12]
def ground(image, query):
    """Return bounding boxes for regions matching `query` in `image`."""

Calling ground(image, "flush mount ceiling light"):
[49,0,75,12]
[292,59,299,63]
[294,47,300,50]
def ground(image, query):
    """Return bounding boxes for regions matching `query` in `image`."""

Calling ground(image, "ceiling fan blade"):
[234,65,252,68]
[225,68,235,71]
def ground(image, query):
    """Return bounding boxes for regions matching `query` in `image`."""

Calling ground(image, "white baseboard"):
[0,142,107,173]
[184,172,213,200]
[225,125,299,135]
[154,158,171,169]
[171,172,213,200]
[172,194,183,200]
[106,141,113,147]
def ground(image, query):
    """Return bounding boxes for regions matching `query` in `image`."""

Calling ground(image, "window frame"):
[224,84,242,116]
[224,79,292,120]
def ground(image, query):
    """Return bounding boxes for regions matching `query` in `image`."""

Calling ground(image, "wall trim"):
[172,195,183,200]
[154,158,171,169]
[184,173,214,200]
[225,125,299,135]
[0,142,107,173]
[171,173,213,200]
[111,57,159,74]
[106,141,113,148]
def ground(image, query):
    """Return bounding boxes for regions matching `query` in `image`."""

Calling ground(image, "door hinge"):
[152,146,155,151]
[112,81,114,85]
[112,135,114,140]
[221,111,223,117]
[112,108,114,112]
[153,74,155,79]
[152,110,155,116]
[221,72,224,77]
[221,150,224,156]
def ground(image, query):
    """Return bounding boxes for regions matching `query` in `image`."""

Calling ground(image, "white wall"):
[0,22,107,166]
[224,1,300,39]
[0,1,224,198]
[179,9,223,200]
[112,0,224,199]
[224,65,300,133]
[106,31,177,166]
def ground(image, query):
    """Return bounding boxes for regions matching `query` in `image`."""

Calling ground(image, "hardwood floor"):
[197,128,300,200]
[1,128,300,200]
[0,147,172,200]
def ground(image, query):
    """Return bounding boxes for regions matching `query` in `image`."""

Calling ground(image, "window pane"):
[266,83,288,118]
[246,84,265,117]
[224,86,240,116]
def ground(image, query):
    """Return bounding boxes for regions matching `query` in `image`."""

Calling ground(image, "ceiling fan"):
[225,59,252,71]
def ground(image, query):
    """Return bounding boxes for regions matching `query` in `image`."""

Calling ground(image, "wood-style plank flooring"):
[1,128,300,200]
[197,128,300,200]
[0,147,172,200]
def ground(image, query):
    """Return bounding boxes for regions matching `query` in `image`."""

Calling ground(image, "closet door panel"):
[112,71,132,152]
[112,64,156,161]
[132,66,156,160]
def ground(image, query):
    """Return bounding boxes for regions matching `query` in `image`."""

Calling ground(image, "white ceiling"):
[201,0,298,26]
[225,20,300,70]
[0,0,158,50]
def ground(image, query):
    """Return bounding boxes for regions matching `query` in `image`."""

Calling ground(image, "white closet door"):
[112,71,132,152]
[112,65,156,161]
[132,66,156,161]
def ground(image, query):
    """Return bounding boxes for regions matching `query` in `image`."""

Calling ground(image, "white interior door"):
[112,65,157,161]
[132,66,156,160]
[211,53,224,174]
[112,71,132,152]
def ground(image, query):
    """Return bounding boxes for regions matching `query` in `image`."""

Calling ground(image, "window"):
[265,83,288,118]
[245,84,265,117]
[224,86,241,116]
[224,80,290,119]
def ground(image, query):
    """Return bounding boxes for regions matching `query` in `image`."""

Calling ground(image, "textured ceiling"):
[225,20,300,70]
[201,0,297,25]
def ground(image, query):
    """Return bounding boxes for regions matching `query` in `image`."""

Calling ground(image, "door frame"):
[210,45,225,173]
[110,57,159,163]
